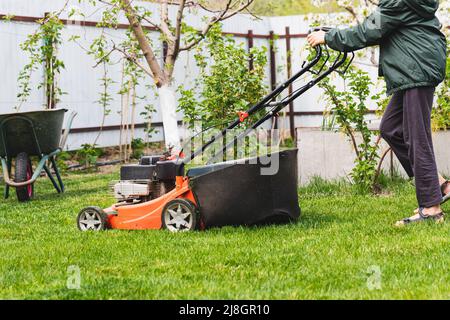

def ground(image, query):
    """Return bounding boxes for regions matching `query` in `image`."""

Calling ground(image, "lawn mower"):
[77,31,354,232]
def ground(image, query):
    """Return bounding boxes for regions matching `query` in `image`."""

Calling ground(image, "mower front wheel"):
[77,206,109,231]
[162,199,198,232]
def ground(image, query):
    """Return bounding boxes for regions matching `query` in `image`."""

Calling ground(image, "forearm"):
[325,16,383,52]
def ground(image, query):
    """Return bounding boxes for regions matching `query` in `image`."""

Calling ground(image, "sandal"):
[395,207,445,227]
[441,180,450,205]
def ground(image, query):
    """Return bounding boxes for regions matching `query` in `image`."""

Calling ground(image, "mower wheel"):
[162,199,198,232]
[77,206,109,231]
[15,152,34,202]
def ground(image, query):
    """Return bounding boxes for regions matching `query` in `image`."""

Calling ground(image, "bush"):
[314,50,385,193]
[178,24,268,161]
[76,144,101,169]
[432,41,450,131]
[178,24,267,130]
[131,138,146,159]
[55,151,72,174]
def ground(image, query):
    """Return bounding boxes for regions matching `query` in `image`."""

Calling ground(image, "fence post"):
[247,30,254,70]
[285,26,295,139]
[269,31,278,130]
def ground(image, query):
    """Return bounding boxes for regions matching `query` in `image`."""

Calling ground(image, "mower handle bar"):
[309,26,333,33]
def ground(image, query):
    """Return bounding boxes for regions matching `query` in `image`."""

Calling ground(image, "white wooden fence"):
[0,0,381,150]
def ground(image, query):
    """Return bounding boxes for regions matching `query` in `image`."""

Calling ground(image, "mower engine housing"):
[116,156,183,202]
[113,181,149,202]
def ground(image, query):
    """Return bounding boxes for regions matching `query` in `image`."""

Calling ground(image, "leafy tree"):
[16,13,66,110]
[78,0,256,152]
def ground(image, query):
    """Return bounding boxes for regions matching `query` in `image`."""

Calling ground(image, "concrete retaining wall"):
[296,128,450,185]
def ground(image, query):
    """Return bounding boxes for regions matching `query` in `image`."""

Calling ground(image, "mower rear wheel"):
[77,206,109,231]
[162,199,198,232]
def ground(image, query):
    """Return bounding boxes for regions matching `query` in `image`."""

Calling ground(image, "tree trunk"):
[158,84,181,152]
[121,0,182,153]
[119,61,125,162]
[121,0,166,86]
[129,84,136,159]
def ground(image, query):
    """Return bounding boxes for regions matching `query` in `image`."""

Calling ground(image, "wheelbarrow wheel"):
[162,199,198,232]
[77,206,109,231]
[15,152,34,202]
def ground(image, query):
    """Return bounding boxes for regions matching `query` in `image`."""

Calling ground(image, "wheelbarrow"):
[0,108,77,201]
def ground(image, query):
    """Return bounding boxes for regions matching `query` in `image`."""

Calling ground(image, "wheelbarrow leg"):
[50,157,64,193]
[44,163,61,194]
[4,158,11,199]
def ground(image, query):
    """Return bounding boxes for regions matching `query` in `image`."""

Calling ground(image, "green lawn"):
[0,169,448,299]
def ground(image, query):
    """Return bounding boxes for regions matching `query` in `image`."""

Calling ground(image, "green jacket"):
[324,0,447,95]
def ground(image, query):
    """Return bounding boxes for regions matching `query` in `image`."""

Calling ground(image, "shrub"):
[432,41,450,131]
[178,24,267,130]
[76,144,101,169]
[315,51,385,192]
[178,24,268,161]
[131,138,146,159]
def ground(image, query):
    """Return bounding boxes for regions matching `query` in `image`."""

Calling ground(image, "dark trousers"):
[380,87,441,208]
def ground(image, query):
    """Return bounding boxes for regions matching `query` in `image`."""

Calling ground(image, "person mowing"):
[307,0,448,226]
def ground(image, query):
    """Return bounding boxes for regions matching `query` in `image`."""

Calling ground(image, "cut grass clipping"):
[0,170,448,299]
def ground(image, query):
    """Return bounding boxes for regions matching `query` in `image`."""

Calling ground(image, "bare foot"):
[442,181,450,196]
[396,206,444,227]
[413,207,443,215]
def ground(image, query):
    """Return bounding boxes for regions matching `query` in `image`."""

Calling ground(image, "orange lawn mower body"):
[77,40,354,232]
[105,176,195,231]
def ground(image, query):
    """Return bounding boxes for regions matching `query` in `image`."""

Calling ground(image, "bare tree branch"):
[120,0,167,86]
[174,0,186,51]
[163,0,186,77]
[160,0,175,42]
[139,15,163,32]
[99,0,162,31]
[180,0,254,52]
[373,145,391,187]
[221,0,254,20]
[96,0,255,85]
[93,47,116,68]
[112,43,153,77]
